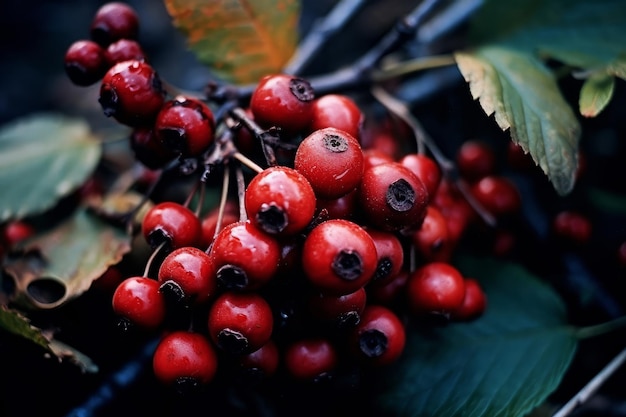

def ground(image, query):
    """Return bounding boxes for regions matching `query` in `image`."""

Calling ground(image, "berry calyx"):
[352,305,406,366]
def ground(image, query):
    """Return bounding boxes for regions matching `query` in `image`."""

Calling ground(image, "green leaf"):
[0,304,50,351]
[455,48,580,195]
[375,256,578,417]
[457,0,626,195]
[579,73,615,118]
[0,113,102,222]
[2,207,132,309]
[164,0,300,84]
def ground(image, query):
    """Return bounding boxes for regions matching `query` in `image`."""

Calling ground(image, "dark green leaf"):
[375,256,578,417]
[2,207,132,309]
[0,304,50,350]
[0,113,101,222]
[164,0,300,84]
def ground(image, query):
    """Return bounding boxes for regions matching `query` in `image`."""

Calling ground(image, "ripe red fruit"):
[552,210,592,245]
[456,139,496,182]
[157,246,217,306]
[199,202,239,250]
[352,305,406,366]
[64,40,107,86]
[365,228,404,284]
[129,127,177,170]
[90,2,140,47]
[141,201,201,251]
[283,338,338,381]
[155,96,216,157]
[295,127,364,199]
[245,166,316,236]
[237,339,280,381]
[152,331,218,388]
[112,276,166,330]
[302,219,378,295]
[99,60,165,127]
[451,278,487,321]
[104,38,146,67]
[307,286,367,328]
[470,175,522,218]
[249,73,315,134]
[399,153,442,198]
[308,94,363,140]
[208,291,274,354]
[407,262,466,317]
[412,205,452,262]
[358,161,429,232]
[1,220,34,247]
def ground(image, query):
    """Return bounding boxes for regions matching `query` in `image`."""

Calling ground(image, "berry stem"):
[143,241,167,278]
[232,151,264,174]
[229,107,278,166]
[212,162,231,245]
[235,164,248,222]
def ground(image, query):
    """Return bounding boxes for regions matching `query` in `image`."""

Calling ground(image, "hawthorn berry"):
[129,127,178,170]
[199,201,239,250]
[90,1,140,47]
[451,278,487,321]
[236,339,280,382]
[283,338,338,382]
[157,246,217,306]
[152,331,218,390]
[552,210,592,246]
[64,40,107,86]
[470,175,522,218]
[365,228,404,284]
[308,94,363,140]
[141,201,201,251]
[306,286,367,328]
[294,127,364,199]
[112,276,166,330]
[400,153,442,198]
[406,261,466,318]
[456,139,496,182]
[351,305,406,366]
[412,205,452,262]
[104,38,146,66]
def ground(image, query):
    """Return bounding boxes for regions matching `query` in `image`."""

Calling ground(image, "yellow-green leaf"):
[579,73,615,118]
[164,0,300,84]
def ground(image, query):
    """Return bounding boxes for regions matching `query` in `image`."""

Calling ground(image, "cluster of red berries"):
[62,2,492,392]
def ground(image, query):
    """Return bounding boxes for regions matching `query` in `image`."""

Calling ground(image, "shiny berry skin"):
[308,94,363,140]
[112,276,166,330]
[407,262,466,317]
[141,201,201,251]
[412,205,452,262]
[64,40,107,86]
[152,331,218,389]
[237,339,280,381]
[359,161,429,232]
[307,286,367,328]
[302,219,378,295]
[552,210,592,245]
[363,148,395,171]
[284,338,338,381]
[155,96,216,157]
[208,291,274,355]
[400,153,442,198]
[245,166,316,236]
[456,139,496,182]
[90,2,140,47]
[451,278,487,321]
[471,175,522,218]
[365,228,404,284]
[199,202,239,250]
[209,221,281,290]
[157,246,217,306]
[295,127,364,199]
[99,60,165,127]
[367,269,409,307]
[249,73,315,134]
[352,305,406,366]
[104,38,146,66]
[129,127,177,170]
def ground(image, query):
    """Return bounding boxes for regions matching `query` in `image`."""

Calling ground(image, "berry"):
[199,201,239,250]
[245,166,316,236]
[451,278,487,321]
[552,210,592,246]
[129,127,177,170]
[249,73,315,134]
[99,59,165,127]
[104,38,146,67]
[294,127,364,199]
[456,139,496,182]
[141,201,201,251]
[302,219,378,295]
[237,339,280,381]
[412,205,452,262]
[90,2,140,47]
[362,148,395,171]
[367,269,409,307]
[315,188,358,221]
[358,161,429,232]
[209,221,281,290]
[112,276,166,330]
[307,286,367,328]
[283,338,338,382]
[152,331,218,389]
[308,94,363,140]
[352,305,406,366]
[365,228,404,284]
[470,175,522,218]
[155,96,216,157]
[400,153,442,198]
[157,246,217,306]
[64,40,107,86]
[208,291,274,354]
[2,220,34,247]
[407,262,466,317]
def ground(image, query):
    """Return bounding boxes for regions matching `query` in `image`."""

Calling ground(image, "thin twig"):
[143,241,167,278]
[371,54,457,81]
[213,162,231,244]
[552,347,626,417]
[235,164,248,222]
[232,151,264,174]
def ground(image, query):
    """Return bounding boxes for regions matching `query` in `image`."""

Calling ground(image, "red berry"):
[456,139,496,182]
[412,205,452,262]
[64,40,107,86]
[199,202,239,250]
[129,127,177,170]
[365,228,404,284]
[352,305,406,366]
[141,201,201,251]
[307,286,367,328]
[90,2,140,47]
[284,338,338,381]
[367,269,409,307]
[308,94,363,140]
[2,220,34,247]
[315,188,358,221]
[451,278,487,321]
[470,175,522,218]
[302,219,378,295]
[155,96,216,157]
[104,38,146,67]
[358,162,429,232]
[249,74,315,134]
[295,127,364,199]
[362,148,395,172]
[208,291,274,354]
[157,246,217,306]
[400,153,442,198]
[209,221,281,290]
[237,339,280,380]
[406,262,466,317]
[152,331,218,388]
[245,166,316,236]
[99,60,165,127]
[112,276,166,330]
[552,210,592,245]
